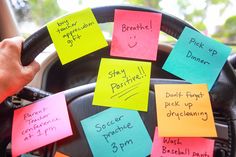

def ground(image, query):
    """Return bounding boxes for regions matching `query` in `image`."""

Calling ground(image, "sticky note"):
[93,58,151,111]
[151,127,215,157]
[47,8,108,65]
[110,9,162,61]
[163,27,231,90]
[54,152,69,157]
[81,108,152,157]
[12,93,72,157]
[154,84,217,137]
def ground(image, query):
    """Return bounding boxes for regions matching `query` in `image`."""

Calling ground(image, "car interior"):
[0,1,236,157]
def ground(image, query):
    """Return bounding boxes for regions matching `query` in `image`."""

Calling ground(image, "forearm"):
[0,0,19,40]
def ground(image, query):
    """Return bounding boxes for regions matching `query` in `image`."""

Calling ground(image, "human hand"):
[0,37,40,103]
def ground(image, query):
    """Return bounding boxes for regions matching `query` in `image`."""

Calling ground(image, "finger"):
[22,60,40,82]
[10,36,25,42]
[0,36,25,57]
[10,36,25,54]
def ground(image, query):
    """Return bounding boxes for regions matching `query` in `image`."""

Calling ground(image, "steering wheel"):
[0,5,236,157]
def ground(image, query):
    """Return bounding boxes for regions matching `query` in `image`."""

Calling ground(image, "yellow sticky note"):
[54,152,69,157]
[47,8,108,65]
[93,58,151,111]
[154,84,217,137]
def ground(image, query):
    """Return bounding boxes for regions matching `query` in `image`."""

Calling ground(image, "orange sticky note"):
[110,9,162,61]
[151,127,215,157]
[54,151,69,157]
[12,93,73,157]
[154,84,217,137]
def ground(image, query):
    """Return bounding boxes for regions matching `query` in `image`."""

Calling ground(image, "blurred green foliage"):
[28,0,65,25]
[128,0,235,44]
[127,0,161,9]
[10,0,236,44]
[213,16,236,42]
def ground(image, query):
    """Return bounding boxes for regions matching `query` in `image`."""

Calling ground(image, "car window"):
[9,0,236,52]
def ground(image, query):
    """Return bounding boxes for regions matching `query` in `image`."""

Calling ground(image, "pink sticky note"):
[12,93,72,157]
[110,9,162,61]
[151,127,215,157]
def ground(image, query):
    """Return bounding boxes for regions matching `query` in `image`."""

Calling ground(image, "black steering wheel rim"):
[21,5,198,66]
[1,5,236,157]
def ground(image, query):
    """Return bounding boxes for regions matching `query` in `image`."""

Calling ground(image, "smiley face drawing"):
[128,35,138,48]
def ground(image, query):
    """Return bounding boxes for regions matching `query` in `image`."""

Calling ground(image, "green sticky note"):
[163,27,231,90]
[81,108,152,157]
[93,58,151,111]
[47,8,108,65]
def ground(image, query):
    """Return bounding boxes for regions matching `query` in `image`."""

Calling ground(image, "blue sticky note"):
[163,27,231,90]
[81,108,152,157]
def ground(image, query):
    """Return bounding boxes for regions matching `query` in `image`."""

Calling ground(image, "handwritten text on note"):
[154,84,217,137]
[110,9,162,61]
[81,108,152,157]
[47,8,108,65]
[163,27,231,90]
[12,93,72,157]
[151,127,215,157]
[93,58,151,111]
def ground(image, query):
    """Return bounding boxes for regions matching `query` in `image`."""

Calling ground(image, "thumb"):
[22,61,40,82]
